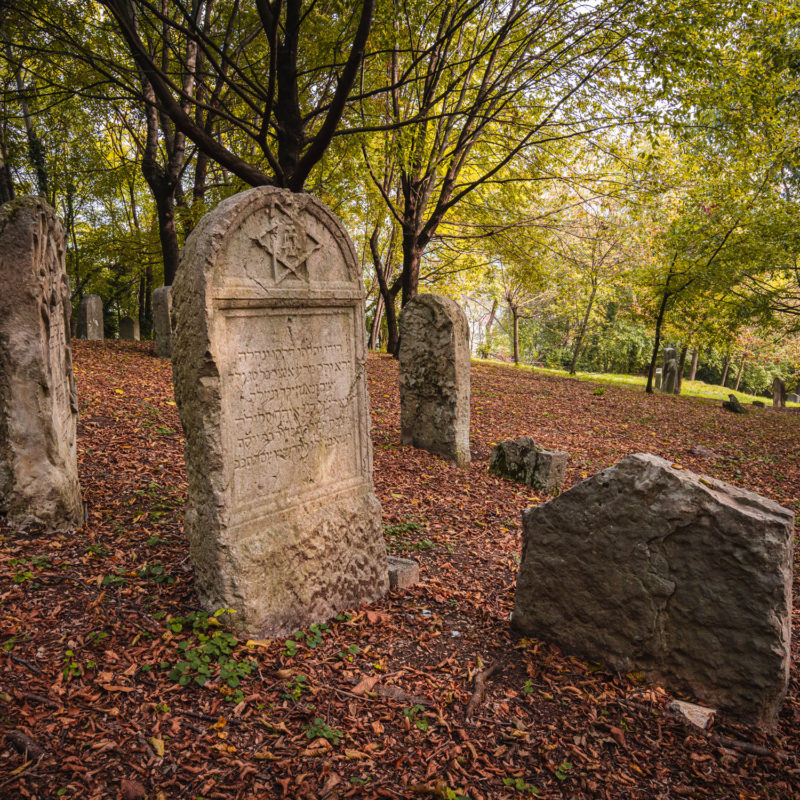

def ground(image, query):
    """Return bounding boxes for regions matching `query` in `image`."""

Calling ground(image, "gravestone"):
[752,400,765,408]
[654,368,662,390]
[77,294,103,340]
[772,377,786,409]
[512,453,793,730]
[0,197,82,530]
[663,357,679,394]
[119,316,140,341]
[398,294,470,466]
[172,187,388,637]
[722,393,746,414]
[787,393,799,404]
[488,437,567,493]
[152,286,173,358]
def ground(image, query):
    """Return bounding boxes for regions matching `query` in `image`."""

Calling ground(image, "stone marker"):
[77,294,103,340]
[722,393,746,414]
[512,453,793,730]
[752,400,765,408]
[488,436,567,493]
[772,377,786,408]
[654,368,662,390]
[0,197,82,530]
[398,294,470,466]
[172,187,388,637]
[152,286,173,358]
[787,393,799,404]
[119,316,140,341]
[387,555,420,590]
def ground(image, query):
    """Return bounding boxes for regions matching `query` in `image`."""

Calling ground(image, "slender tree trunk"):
[677,345,689,393]
[384,290,400,355]
[689,348,699,381]
[0,129,14,203]
[570,281,598,375]
[368,293,385,350]
[734,356,745,392]
[509,304,520,365]
[646,291,671,393]
[152,184,180,285]
[400,238,422,308]
[484,299,498,354]
[720,354,731,387]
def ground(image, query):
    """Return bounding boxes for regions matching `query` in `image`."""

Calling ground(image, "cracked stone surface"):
[172,187,388,637]
[398,294,470,466]
[0,197,82,530]
[512,453,794,730]
[488,436,567,493]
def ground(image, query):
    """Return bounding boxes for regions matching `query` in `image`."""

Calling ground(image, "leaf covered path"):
[1,342,798,799]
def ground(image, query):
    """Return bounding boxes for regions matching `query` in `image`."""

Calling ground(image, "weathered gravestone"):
[152,286,172,358]
[662,348,679,394]
[772,377,786,409]
[172,187,388,637]
[398,294,470,466]
[787,393,800,404]
[119,316,140,341]
[722,393,746,414]
[488,436,567,493]
[0,197,82,530]
[512,453,793,730]
[77,294,103,340]
[654,368,662,390]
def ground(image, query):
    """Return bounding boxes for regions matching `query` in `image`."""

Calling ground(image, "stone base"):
[387,556,420,590]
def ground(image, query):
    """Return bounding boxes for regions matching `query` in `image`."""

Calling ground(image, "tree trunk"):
[152,184,180,285]
[368,293,385,350]
[646,291,670,393]
[720,354,731,387]
[511,305,520,365]
[400,237,422,309]
[689,348,699,381]
[484,299,498,355]
[734,356,745,392]
[677,344,688,393]
[570,281,598,375]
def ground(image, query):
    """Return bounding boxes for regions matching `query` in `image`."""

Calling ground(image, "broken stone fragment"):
[488,437,567,493]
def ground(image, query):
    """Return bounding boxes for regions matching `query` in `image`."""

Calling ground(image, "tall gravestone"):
[662,347,679,395]
[172,187,388,636]
[772,377,786,409]
[398,294,471,466]
[119,316,140,341]
[77,294,103,340]
[0,197,82,530]
[152,286,173,358]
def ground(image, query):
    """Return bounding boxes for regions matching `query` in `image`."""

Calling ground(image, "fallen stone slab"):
[488,437,567,493]
[512,453,793,730]
[669,699,716,730]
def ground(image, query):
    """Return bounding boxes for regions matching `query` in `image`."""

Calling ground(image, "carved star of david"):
[250,203,320,284]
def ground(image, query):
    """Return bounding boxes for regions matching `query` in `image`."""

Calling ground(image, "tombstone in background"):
[787,393,799,404]
[654,368,662,390]
[488,437,567,494]
[172,187,388,637]
[398,294,470,466]
[723,393,746,414]
[772,377,786,409]
[663,357,679,394]
[119,316,140,341]
[513,453,793,731]
[77,294,103,340]
[152,285,172,358]
[0,197,82,530]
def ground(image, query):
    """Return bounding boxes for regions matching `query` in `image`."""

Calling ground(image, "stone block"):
[488,437,567,493]
[387,556,419,590]
[0,197,82,530]
[512,453,793,730]
[119,316,140,341]
[772,377,786,408]
[77,294,103,340]
[172,187,388,637]
[398,294,470,466]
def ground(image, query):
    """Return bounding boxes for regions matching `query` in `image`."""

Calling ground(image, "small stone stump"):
[398,294,470,466]
[120,316,140,341]
[77,294,103,340]
[722,394,746,414]
[662,348,679,394]
[512,453,793,730]
[387,556,420,590]
[488,437,567,493]
[0,197,82,530]
[654,368,662,390]
[152,286,173,358]
[772,377,786,409]
[172,187,388,637]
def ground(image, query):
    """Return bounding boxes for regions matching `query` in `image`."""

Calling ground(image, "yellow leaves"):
[148,737,165,757]
[115,389,124,395]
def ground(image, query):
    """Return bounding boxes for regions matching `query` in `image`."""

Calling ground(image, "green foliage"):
[403,704,429,732]
[502,776,539,795]
[304,717,343,745]
[283,674,309,701]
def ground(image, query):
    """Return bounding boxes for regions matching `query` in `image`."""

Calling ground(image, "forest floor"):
[1,341,799,800]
